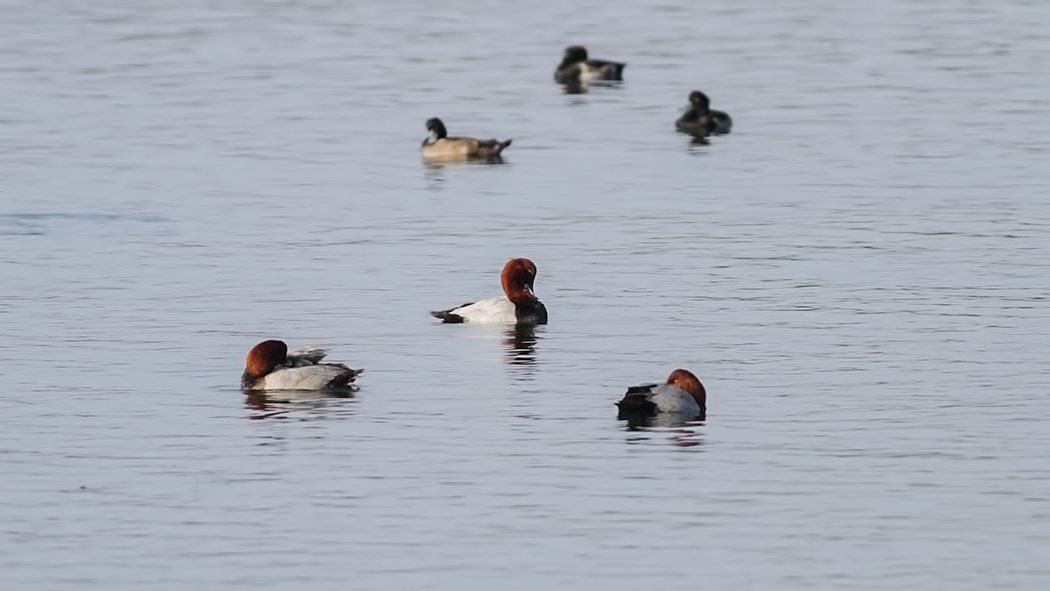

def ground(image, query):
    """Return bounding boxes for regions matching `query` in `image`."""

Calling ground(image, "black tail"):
[325,368,363,390]
[615,384,658,418]
[431,310,465,323]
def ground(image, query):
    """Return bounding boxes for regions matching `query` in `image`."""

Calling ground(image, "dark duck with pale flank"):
[554,45,626,84]
[675,90,732,136]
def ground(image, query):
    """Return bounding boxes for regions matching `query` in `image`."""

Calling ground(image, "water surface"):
[2,1,1049,589]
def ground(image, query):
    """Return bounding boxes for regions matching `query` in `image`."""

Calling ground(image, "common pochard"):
[616,369,706,418]
[431,258,548,324]
[241,340,362,391]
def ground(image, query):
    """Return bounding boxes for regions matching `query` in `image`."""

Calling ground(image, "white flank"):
[450,295,518,323]
[647,384,702,414]
[259,365,349,390]
[579,63,602,82]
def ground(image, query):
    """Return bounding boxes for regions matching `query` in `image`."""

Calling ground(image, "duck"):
[616,369,706,418]
[241,340,362,391]
[420,118,512,160]
[431,258,548,324]
[554,45,626,84]
[675,90,732,135]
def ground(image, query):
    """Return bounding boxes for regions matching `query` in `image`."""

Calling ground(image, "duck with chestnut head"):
[616,369,706,419]
[431,258,548,325]
[241,340,362,391]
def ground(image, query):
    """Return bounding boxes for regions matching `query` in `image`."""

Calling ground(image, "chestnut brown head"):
[501,258,539,305]
[245,340,288,378]
[666,369,706,406]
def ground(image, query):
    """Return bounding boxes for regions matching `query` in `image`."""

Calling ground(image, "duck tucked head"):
[425,117,448,140]
[688,91,711,113]
[246,340,288,378]
[501,258,539,306]
[561,45,589,66]
[667,369,706,406]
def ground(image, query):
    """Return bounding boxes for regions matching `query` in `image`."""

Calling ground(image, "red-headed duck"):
[421,118,512,161]
[431,258,548,324]
[675,90,732,136]
[616,369,706,418]
[241,340,362,391]
[554,45,626,84]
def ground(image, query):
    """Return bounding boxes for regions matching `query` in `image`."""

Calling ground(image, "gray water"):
[2,0,1049,588]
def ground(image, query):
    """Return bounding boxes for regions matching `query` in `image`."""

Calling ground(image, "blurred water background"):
[2,0,1049,588]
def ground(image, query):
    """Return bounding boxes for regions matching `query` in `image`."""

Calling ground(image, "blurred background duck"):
[421,118,512,161]
[675,90,732,136]
[554,45,626,85]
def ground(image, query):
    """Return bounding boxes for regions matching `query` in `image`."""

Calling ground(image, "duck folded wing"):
[258,364,361,390]
[286,346,328,366]
[586,59,626,79]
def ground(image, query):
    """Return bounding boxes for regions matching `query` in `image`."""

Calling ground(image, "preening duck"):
[675,90,732,135]
[554,45,626,84]
[241,340,362,391]
[616,369,706,419]
[431,258,548,325]
[421,118,512,160]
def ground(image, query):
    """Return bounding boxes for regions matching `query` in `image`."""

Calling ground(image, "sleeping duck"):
[554,45,626,84]
[241,340,362,391]
[616,369,706,419]
[675,90,732,136]
[421,118,512,160]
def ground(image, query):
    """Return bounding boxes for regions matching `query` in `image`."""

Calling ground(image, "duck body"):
[241,340,362,391]
[554,46,626,83]
[431,295,548,324]
[421,118,511,160]
[432,258,548,325]
[675,90,732,135]
[616,369,706,418]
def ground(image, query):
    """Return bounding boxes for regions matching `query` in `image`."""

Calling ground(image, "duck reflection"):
[245,389,357,420]
[503,324,542,379]
[687,134,710,147]
[621,415,706,448]
[559,80,624,95]
[423,154,507,171]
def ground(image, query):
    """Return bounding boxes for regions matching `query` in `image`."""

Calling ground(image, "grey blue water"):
[2,1,1049,588]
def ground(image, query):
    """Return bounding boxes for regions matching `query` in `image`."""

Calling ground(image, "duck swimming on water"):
[432,258,548,325]
[241,340,362,391]
[675,90,732,136]
[421,118,512,160]
[616,369,706,419]
[554,45,626,84]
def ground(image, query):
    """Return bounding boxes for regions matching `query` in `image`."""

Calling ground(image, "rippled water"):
[3,1,1049,588]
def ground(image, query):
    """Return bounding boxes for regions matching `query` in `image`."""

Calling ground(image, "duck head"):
[561,45,589,66]
[425,117,448,140]
[666,368,706,407]
[246,340,288,378]
[501,258,540,306]
[688,91,711,113]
